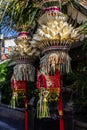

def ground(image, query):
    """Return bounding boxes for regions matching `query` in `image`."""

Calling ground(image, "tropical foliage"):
[1,0,41,35]
[0,61,13,104]
[64,39,87,106]
[1,0,87,36]
[0,61,9,85]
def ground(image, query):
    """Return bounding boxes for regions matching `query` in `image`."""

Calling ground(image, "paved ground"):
[0,121,16,130]
[0,104,73,130]
[0,104,25,130]
[0,104,60,130]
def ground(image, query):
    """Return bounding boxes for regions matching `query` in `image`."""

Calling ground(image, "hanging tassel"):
[37,88,50,119]
[10,92,18,109]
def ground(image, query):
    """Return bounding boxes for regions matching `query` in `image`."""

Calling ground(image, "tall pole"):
[25,96,29,130]
[58,92,64,130]
[58,74,64,130]
[25,82,29,130]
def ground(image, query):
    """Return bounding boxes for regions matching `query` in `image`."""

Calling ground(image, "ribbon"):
[18,31,29,36]
[44,7,60,12]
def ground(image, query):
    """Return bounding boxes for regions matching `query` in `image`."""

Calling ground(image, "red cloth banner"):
[11,75,27,92]
[37,70,61,92]
[15,81,27,91]
[37,74,47,89]
[48,70,61,92]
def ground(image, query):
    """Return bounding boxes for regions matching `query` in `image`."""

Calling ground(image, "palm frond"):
[1,0,40,34]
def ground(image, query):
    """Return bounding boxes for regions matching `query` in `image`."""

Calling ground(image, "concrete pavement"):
[0,104,25,130]
[0,121,16,130]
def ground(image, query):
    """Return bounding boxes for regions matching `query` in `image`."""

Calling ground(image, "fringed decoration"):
[13,64,35,81]
[40,52,71,74]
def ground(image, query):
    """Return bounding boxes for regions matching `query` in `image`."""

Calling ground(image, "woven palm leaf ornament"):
[32,0,86,75]
[9,31,37,82]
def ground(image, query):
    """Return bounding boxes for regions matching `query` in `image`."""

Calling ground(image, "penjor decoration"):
[31,0,86,130]
[9,30,40,130]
